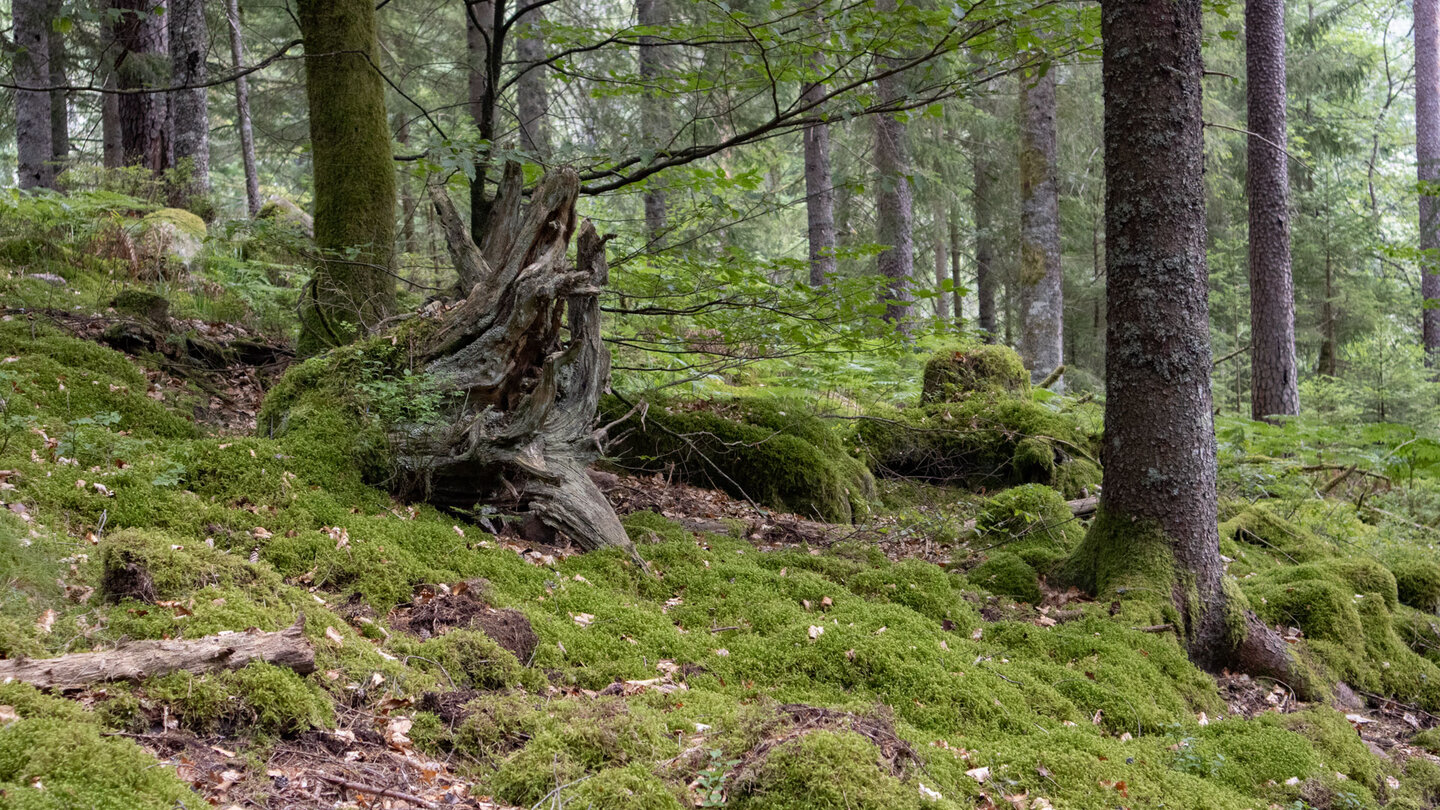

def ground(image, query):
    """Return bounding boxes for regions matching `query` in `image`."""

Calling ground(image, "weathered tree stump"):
[391,166,636,556]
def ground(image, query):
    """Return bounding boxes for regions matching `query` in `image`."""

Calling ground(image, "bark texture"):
[296,0,398,352]
[1246,0,1299,418]
[48,23,69,168]
[226,0,262,216]
[1419,0,1440,362]
[1078,0,1304,688]
[638,0,670,250]
[0,617,314,689]
[169,0,211,204]
[514,7,551,158]
[933,182,951,321]
[803,37,837,286]
[14,0,55,190]
[1018,62,1063,391]
[397,167,638,558]
[972,77,999,342]
[874,0,913,332]
[112,0,171,173]
[466,0,497,238]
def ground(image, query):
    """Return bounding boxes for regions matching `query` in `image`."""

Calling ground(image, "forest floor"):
[7,204,1440,809]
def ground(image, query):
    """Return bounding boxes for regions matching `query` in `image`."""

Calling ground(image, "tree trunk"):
[1067,0,1307,689]
[394,167,639,559]
[466,0,497,240]
[48,22,69,170]
[949,210,964,327]
[112,0,170,173]
[932,176,950,322]
[803,35,837,286]
[1018,61,1064,391]
[14,0,55,190]
[1247,0,1299,419]
[102,30,125,171]
[0,617,314,689]
[169,0,210,207]
[225,0,261,216]
[638,0,670,251]
[296,0,398,353]
[1317,226,1337,376]
[874,0,913,333]
[973,77,999,342]
[1418,0,1440,363]
[515,6,551,158]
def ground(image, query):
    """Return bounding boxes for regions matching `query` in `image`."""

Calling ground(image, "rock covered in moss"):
[854,396,1099,494]
[256,196,315,237]
[601,394,876,523]
[136,207,207,278]
[109,289,170,324]
[922,342,1029,402]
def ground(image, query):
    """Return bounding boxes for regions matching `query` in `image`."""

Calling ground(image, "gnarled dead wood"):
[398,165,636,556]
[0,617,314,689]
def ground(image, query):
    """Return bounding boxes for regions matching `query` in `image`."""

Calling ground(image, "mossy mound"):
[967,550,1042,603]
[1385,550,1440,613]
[974,484,1083,571]
[854,396,1100,495]
[1219,505,1337,566]
[600,394,877,523]
[921,342,1029,402]
[141,662,331,735]
[0,683,198,809]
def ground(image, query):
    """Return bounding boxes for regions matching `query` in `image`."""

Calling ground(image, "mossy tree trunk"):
[296,0,398,354]
[1065,0,1310,693]
[394,166,638,557]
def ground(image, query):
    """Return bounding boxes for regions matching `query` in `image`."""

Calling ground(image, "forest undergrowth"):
[4,194,1440,810]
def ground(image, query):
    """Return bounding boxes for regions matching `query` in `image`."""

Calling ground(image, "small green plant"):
[695,748,740,807]
[59,410,121,466]
[1170,737,1225,779]
[356,361,454,426]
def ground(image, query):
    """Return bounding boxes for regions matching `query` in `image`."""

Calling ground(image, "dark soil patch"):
[391,581,538,664]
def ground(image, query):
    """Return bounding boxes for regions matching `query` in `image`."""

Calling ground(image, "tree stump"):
[391,166,635,556]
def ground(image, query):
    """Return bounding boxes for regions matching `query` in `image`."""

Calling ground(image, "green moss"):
[967,551,1042,604]
[0,718,197,809]
[921,342,1029,402]
[109,289,170,323]
[1385,551,1440,613]
[601,394,877,523]
[139,207,207,240]
[143,662,331,735]
[854,396,1098,491]
[734,730,922,810]
[1219,505,1335,565]
[563,764,684,809]
[974,484,1082,572]
[395,629,527,690]
[1053,458,1102,499]
[623,510,695,544]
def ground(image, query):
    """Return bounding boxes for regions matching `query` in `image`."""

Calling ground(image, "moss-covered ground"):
[3,204,1440,809]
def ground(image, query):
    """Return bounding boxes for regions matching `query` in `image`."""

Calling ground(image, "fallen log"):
[0,617,314,689]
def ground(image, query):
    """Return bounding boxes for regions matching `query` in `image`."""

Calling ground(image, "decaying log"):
[396,165,637,556]
[0,617,314,689]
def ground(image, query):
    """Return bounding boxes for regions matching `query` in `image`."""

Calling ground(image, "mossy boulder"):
[974,484,1083,572]
[136,208,206,278]
[1219,505,1336,564]
[600,394,877,523]
[256,196,315,237]
[967,550,1042,604]
[922,342,1028,402]
[109,289,170,324]
[853,396,1099,494]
